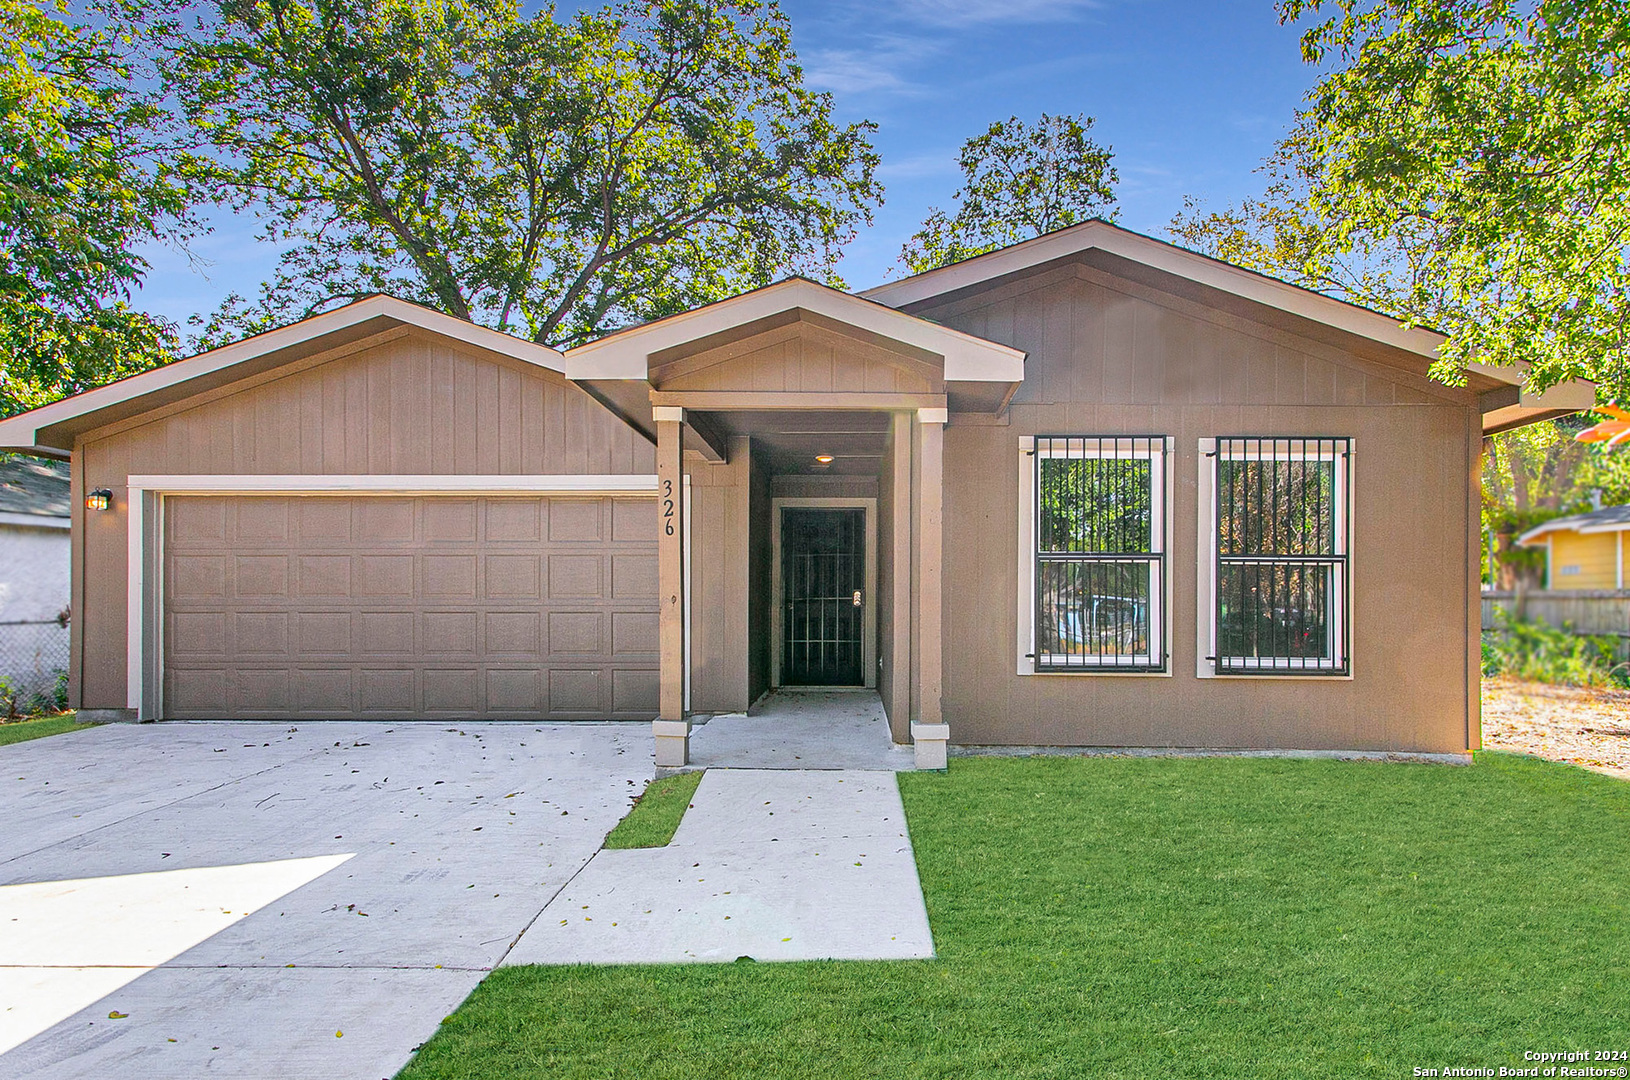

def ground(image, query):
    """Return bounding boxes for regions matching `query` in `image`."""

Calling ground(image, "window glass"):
[1212,438,1350,674]
[1034,437,1165,671]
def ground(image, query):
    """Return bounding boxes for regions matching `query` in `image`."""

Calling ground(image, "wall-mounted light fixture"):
[814,455,834,464]
[86,489,113,512]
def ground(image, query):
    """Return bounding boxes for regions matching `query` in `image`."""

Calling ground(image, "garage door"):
[161,495,659,720]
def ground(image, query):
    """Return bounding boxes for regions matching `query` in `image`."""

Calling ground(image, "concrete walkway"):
[0,722,650,1080]
[505,768,935,965]
[688,690,914,771]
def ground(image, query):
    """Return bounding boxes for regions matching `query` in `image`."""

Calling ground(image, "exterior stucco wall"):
[72,330,656,711]
[918,266,1481,753]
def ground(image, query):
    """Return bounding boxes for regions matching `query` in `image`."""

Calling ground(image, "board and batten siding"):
[914,265,1482,754]
[72,330,656,711]
[654,319,940,396]
[685,436,754,714]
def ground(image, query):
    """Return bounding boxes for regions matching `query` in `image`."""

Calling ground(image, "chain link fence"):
[0,618,70,717]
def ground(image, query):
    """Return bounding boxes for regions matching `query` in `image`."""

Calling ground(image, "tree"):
[1172,0,1630,398]
[899,113,1117,274]
[1480,418,1630,587]
[0,0,189,418]
[153,0,881,348]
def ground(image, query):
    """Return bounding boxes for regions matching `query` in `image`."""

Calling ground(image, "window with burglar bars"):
[1033,436,1167,671]
[1209,437,1351,674]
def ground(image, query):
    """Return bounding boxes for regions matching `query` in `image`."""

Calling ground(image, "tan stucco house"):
[0,222,1593,766]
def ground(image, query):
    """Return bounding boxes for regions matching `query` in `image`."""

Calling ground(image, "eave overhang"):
[862,220,1595,436]
[0,295,566,453]
[563,277,1026,448]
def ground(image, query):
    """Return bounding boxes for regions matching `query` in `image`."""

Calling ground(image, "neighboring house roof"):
[0,295,566,454]
[861,219,1595,432]
[0,455,71,526]
[1518,505,1630,544]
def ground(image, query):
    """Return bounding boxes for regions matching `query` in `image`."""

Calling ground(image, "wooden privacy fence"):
[1481,591,1630,650]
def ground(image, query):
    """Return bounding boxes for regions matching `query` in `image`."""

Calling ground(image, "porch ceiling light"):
[815,454,834,464]
[86,489,113,512]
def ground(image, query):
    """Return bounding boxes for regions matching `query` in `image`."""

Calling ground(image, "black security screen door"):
[781,507,865,686]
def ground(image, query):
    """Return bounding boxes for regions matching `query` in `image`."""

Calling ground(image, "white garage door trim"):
[123,474,684,720]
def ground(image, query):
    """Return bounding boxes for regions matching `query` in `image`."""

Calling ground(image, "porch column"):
[911,406,948,770]
[653,407,689,767]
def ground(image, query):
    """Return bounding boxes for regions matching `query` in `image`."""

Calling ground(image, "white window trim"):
[122,473,667,718]
[1195,439,1354,680]
[1017,436,1174,677]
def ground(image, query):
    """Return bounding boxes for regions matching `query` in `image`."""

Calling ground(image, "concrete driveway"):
[0,721,650,1079]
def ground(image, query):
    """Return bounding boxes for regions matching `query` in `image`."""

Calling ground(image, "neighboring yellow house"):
[1517,506,1630,590]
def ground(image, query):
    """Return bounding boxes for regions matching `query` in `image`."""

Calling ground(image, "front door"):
[780,507,865,686]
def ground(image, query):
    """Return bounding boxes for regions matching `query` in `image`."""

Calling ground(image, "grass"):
[602,770,704,849]
[0,714,92,747]
[397,753,1629,1079]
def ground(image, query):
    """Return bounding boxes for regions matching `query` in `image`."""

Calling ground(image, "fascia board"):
[0,296,564,451]
[564,280,1025,382]
[373,297,565,372]
[1520,516,1630,542]
[861,221,1452,362]
[1516,521,1574,545]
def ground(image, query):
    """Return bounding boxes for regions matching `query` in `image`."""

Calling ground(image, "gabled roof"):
[860,219,1595,432]
[564,277,1025,383]
[863,219,1448,355]
[0,295,565,454]
[1518,504,1630,544]
[0,456,70,518]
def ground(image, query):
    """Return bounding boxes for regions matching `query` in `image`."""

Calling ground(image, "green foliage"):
[37,668,70,715]
[1173,0,1630,398]
[0,713,93,746]
[603,769,703,849]
[1037,457,1150,553]
[1483,610,1627,687]
[152,0,880,348]
[0,0,188,417]
[1478,417,1630,586]
[400,755,1630,1079]
[0,670,67,719]
[900,113,1117,274]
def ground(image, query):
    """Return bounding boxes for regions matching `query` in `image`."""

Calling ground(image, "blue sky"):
[132,0,1318,331]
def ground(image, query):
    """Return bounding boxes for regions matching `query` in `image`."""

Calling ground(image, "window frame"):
[1196,436,1353,678]
[1017,435,1173,676]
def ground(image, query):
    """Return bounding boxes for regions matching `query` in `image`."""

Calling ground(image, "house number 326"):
[662,479,675,536]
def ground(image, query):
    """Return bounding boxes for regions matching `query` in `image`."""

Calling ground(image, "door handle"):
[853,590,863,607]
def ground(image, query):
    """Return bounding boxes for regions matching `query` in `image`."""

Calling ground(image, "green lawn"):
[0,714,91,747]
[398,753,1629,1079]
[603,770,704,849]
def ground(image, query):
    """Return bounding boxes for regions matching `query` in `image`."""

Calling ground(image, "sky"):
[131,0,1320,332]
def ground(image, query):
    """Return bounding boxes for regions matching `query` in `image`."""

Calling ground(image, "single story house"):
[0,455,72,705]
[0,222,1593,766]
[1517,504,1630,590]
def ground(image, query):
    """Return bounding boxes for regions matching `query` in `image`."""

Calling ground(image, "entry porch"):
[561,278,1027,769]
